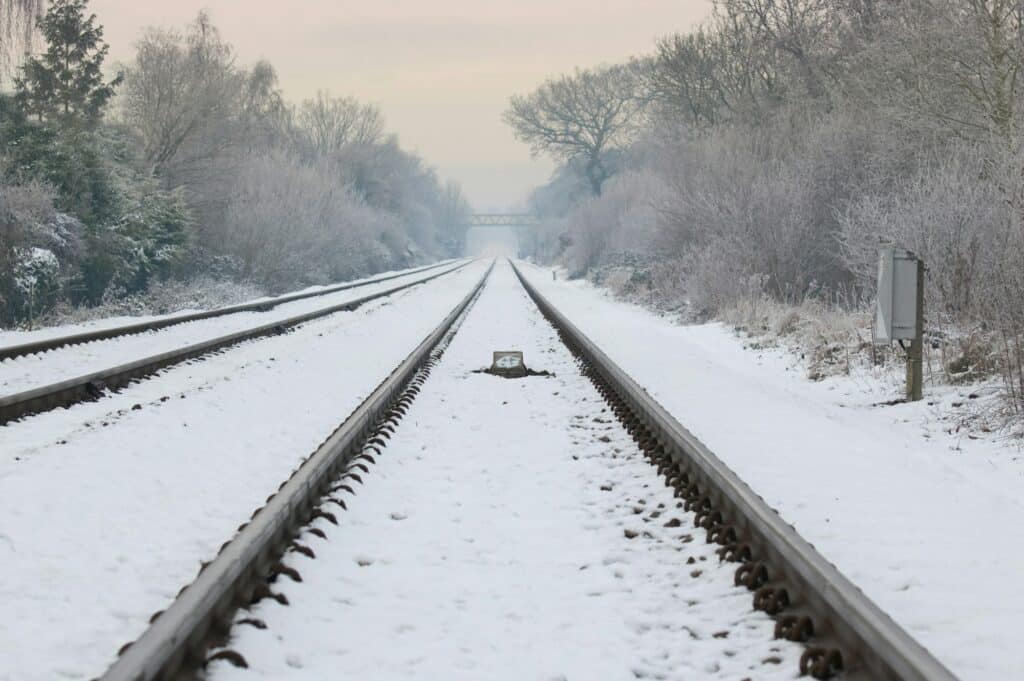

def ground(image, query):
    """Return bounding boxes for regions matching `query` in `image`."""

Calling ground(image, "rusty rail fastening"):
[98,261,493,681]
[0,259,477,426]
[0,258,468,362]
[510,260,958,681]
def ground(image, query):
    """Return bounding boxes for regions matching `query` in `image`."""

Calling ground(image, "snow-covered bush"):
[12,246,61,323]
[221,151,397,292]
[562,170,666,278]
[0,178,71,324]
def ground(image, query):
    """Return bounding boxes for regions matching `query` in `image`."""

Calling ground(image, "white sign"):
[492,351,524,372]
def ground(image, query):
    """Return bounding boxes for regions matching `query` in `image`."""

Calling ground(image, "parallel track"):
[0,258,465,362]
[0,259,475,425]
[91,259,956,681]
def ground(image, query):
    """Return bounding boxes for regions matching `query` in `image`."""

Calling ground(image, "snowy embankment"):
[208,260,802,681]
[0,260,465,396]
[0,261,489,681]
[517,260,1024,680]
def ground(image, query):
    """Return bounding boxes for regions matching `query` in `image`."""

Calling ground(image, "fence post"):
[906,259,925,402]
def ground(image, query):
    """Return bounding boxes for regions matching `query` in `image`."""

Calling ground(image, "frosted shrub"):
[563,170,665,278]
[838,146,1005,325]
[222,151,385,292]
[12,247,61,324]
[0,179,71,324]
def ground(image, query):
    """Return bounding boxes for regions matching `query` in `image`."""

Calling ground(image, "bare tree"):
[120,13,245,172]
[861,0,1024,142]
[120,11,287,245]
[296,91,384,155]
[437,180,472,255]
[504,64,646,195]
[648,29,729,128]
[718,0,844,102]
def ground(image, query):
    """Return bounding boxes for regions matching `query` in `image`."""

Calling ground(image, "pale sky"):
[91,1,713,211]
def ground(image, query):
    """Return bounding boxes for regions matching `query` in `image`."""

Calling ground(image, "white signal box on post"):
[873,248,921,344]
[873,247,925,401]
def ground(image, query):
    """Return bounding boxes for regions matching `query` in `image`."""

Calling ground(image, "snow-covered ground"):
[0,261,489,681]
[517,260,1024,681]
[208,260,802,681]
[5,255,1017,680]
[0,260,467,396]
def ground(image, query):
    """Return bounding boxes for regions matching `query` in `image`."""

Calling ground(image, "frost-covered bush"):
[12,247,61,322]
[562,170,666,278]
[222,151,398,292]
[0,178,72,324]
[838,145,1007,325]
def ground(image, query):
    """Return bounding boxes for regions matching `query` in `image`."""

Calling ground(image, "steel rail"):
[100,261,493,681]
[510,260,957,681]
[0,258,467,362]
[0,259,477,425]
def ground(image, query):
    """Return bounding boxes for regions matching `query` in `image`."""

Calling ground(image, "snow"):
[0,260,467,396]
[0,260,489,681]
[516,260,1024,681]
[208,260,802,681]
[5,254,1017,680]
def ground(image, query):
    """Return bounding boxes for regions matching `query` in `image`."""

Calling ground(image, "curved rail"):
[0,260,477,425]
[99,262,493,681]
[0,258,466,362]
[510,260,956,681]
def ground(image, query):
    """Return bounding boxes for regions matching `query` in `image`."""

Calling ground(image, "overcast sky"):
[91,1,712,211]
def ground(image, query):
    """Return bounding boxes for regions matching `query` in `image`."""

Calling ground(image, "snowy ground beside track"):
[516,260,1024,681]
[209,260,803,681]
[0,261,488,681]
[0,260,466,395]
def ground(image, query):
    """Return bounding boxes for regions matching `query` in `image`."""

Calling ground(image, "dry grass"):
[720,297,874,381]
[719,296,1021,438]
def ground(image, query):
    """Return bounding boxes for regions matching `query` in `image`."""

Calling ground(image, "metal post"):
[906,259,924,402]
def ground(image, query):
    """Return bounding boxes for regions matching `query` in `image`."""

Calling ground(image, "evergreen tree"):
[13,0,121,127]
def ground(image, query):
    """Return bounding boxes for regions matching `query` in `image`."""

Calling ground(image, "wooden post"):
[906,259,924,402]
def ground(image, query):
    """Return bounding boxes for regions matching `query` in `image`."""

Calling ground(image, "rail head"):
[510,259,957,681]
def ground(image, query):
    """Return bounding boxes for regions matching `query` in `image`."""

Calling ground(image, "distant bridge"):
[466,214,540,228]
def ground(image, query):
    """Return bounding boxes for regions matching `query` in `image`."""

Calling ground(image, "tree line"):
[1,0,470,325]
[506,0,1024,420]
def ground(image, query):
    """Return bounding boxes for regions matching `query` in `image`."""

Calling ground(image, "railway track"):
[86,260,954,680]
[0,258,464,362]
[0,259,475,425]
